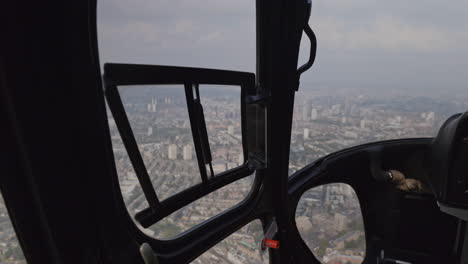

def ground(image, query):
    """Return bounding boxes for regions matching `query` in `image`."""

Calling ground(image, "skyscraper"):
[426,112,435,122]
[168,144,177,160]
[311,108,318,120]
[360,119,367,129]
[334,213,347,232]
[304,128,310,139]
[148,98,156,112]
[302,104,310,121]
[183,145,192,160]
[227,125,235,135]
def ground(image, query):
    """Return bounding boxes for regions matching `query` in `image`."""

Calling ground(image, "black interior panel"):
[289,139,460,264]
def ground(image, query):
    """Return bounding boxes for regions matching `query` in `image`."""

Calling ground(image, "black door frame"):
[1,0,312,263]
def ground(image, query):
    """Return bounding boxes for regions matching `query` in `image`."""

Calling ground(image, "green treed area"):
[316,238,329,258]
[344,234,365,250]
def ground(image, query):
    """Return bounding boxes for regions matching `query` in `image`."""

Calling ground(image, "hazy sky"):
[98,0,468,95]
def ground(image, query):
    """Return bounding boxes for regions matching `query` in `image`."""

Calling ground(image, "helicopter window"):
[109,109,255,239]
[98,0,259,241]
[288,94,468,175]
[295,183,365,264]
[0,194,26,263]
[104,64,258,237]
[288,1,468,176]
[147,174,254,240]
[112,84,201,201]
[197,85,245,174]
[192,219,268,264]
[110,83,246,200]
[97,0,255,72]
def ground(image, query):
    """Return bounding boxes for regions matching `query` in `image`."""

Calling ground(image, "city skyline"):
[1,88,467,263]
[109,88,467,263]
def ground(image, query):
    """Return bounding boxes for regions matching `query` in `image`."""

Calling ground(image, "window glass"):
[0,194,26,263]
[296,183,365,264]
[108,104,254,240]
[150,174,254,240]
[289,0,468,174]
[199,85,244,171]
[114,84,245,200]
[98,2,255,240]
[98,0,255,72]
[192,219,268,264]
[116,85,201,200]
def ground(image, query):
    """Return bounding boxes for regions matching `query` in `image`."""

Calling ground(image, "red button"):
[262,239,280,249]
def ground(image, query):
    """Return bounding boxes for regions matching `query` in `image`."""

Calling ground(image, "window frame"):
[103,63,261,228]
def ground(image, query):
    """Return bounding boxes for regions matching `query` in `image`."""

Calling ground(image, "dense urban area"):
[1,86,467,264]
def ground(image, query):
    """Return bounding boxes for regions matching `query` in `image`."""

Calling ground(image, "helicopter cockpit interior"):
[1,0,467,264]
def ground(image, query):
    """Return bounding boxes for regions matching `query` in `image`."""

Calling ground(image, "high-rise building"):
[311,108,318,120]
[227,125,235,135]
[426,112,435,122]
[168,144,177,160]
[331,104,341,115]
[147,98,157,113]
[302,104,310,121]
[334,213,347,232]
[183,145,192,160]
[323,185,330,206]
[360,119,367,129]
[303,128,310,139]
[395,116,402,125]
